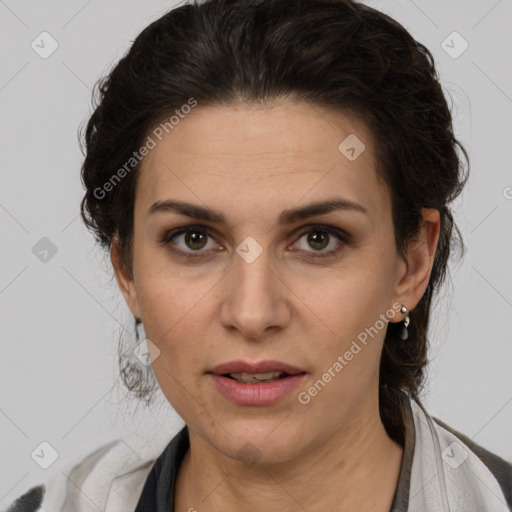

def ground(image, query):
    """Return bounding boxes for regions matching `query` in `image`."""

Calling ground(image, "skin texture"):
[112,99,440,511]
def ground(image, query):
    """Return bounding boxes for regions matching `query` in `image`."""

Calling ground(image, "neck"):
[175,387,404,512]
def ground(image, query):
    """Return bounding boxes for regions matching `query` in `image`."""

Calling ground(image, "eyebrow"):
[147,197,368,226]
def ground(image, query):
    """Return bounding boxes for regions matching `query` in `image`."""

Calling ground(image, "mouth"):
[221,370,303,384]
[207,359,306,381]
[206,360,307,404]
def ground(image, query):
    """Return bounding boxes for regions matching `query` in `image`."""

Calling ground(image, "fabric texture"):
[3,388,511,512]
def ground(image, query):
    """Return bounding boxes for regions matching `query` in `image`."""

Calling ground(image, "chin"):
[208,418,307,466]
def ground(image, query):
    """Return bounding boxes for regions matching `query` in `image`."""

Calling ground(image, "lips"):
[207,360,307,404]
[207,361,307,405]
[208,359,306,376]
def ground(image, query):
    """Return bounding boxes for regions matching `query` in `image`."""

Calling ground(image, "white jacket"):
[4,390,512,511]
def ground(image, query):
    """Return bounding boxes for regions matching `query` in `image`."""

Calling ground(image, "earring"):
[400,305,410,340]
[134,316,142,343]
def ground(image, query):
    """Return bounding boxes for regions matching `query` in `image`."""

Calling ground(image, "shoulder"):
[432,415,512,508]
[392,389,512,511]
[2,438,158,512]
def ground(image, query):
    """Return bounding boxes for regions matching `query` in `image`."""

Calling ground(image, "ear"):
[110,236,141,319]
[391,208,441,320]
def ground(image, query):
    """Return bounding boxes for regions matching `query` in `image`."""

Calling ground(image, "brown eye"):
[160,224,350,260]
[183,230,208,250]
[293,225,350,257]
[160,226,218,258]
[306,230,330,251]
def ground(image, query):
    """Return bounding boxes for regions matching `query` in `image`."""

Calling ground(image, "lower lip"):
[208,373,306,405]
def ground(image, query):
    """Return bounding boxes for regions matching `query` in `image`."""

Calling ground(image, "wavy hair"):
[79,0,469,441]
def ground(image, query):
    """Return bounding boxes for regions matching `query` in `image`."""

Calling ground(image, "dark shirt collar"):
[133,389,414,512]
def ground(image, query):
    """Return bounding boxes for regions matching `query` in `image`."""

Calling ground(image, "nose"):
[219,246,291,340]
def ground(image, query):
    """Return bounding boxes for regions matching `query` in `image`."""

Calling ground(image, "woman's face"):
[114,99,438,464]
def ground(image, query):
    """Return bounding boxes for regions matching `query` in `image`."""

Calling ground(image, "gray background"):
[1,0,511,506]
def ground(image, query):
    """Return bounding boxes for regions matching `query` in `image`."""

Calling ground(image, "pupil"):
[185,231,207,250]
[308,230,328,250]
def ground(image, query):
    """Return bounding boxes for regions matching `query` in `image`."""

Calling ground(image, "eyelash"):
[158,224,351,260]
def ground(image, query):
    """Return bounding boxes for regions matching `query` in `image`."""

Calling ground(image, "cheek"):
[299,266,390,335]
[134,261,214,369]
[138,276,209,414]
[135,257,200,331]
[298,271,393,393]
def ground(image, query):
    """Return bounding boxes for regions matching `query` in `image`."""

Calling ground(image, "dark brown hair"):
[79,0,469,439]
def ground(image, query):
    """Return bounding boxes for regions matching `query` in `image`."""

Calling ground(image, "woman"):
[5,0,512,511]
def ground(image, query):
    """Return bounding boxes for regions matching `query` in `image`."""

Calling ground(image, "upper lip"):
[208,360,306,376]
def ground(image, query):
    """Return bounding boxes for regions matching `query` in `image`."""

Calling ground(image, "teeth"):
[228,371,285,382]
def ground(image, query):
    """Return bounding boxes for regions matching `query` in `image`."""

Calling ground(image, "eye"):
[159,224,350,259]
[292,224,350,257]
[159,226,220,258]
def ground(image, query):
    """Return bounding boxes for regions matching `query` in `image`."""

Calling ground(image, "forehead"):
[136,100,389,226]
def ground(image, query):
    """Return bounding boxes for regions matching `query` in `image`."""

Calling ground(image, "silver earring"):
[400,305,410,340]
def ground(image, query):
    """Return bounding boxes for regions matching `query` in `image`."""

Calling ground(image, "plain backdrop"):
[1,0,511,506]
